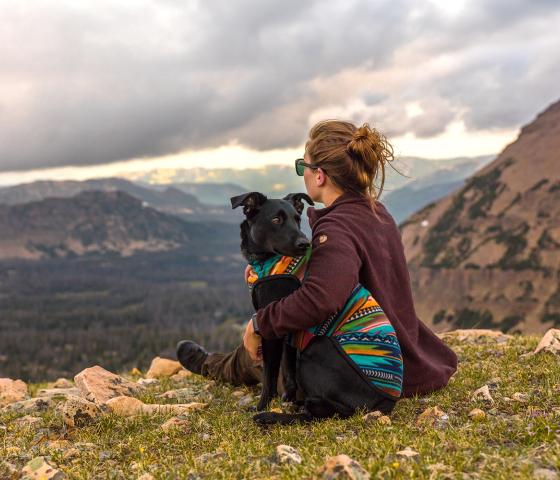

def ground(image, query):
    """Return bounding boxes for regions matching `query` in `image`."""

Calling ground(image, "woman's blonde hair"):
[305,120,398,216]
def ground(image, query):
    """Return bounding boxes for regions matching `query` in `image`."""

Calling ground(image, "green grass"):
[1,334,559,479]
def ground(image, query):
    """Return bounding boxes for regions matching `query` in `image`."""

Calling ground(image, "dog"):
[231,191,404,425]
[231,191,313,412]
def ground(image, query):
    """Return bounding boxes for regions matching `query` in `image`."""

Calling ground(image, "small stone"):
[158,387,212,403]
[231,390,246,398]
[276,445,302,465]
[146,357,183,379]
[74,365,144,405]
[377,415,392,425]
[468,408,486,421]
[195,451,226,463]
[170,370,193,382]
[62,395,103,427]
[512,392,530,402]
[0,378,28,406]
[362,410,383,423]
[317,454,370,479]
[0,461,18,478]
[237,394,254,407]
[524,329,560,357]
[52,378,73,389]
[137,378,159,386]
[416,406,448,427]
[533,467,559,480]
[105,396,207,417]
[13,415,43,428]
[36,388,81,400]
[471,385,494,404]
[21,457,66,479]
[62,448,80,461]
[1,397,51,414]
[396,447,420,459]
[161,416,190,432]
[137,474,155,480]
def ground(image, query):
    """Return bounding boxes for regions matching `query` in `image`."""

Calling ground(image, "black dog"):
[231,191,313,412]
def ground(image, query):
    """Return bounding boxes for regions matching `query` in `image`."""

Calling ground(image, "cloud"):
[0,0,559,172]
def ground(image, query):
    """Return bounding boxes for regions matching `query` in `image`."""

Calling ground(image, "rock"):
[62,448,80,461]
[468,408,486,421]
[377,415,392,425]
[416,406,448,428]
[145,357,183,379]
[275,445,302,465]
[362,410,383,423]
[0,378,28,406]
[161,415,191,432]
[52,378,73,389]
[231,390,246,398]
[158,387,212,402]
[62,395,103,427]
[317,454,370,479]
[195,451,226,463]
[170,370,193,382]
[13,415,42,428]
[524,329,560,357]
[21,457,66,479]
[512,392,530,402]
[1,397,51,414]
[0,461,18,479]
[471,385,494,404]
[137,474,156,480]
[105,396,207,417]
[533,467,559,480]
[36,388,81,400]
[438,329,511,343]
[137,378,159,386]
[237,394,254,407]
[74,365,144,405]
[396,447,420,459]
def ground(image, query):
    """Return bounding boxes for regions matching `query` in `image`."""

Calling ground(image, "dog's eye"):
[271,216,282,224]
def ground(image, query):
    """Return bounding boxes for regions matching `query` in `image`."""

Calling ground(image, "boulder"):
[0,378,28,406]
[146,357,183,379]
[74,365,143,405]
[36,388,81,400]
[52,378,73,389]
[438,329,511,343]
[1,397,51,415]
[525,328,560,357]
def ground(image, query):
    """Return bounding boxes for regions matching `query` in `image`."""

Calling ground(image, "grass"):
[1,334,559,479]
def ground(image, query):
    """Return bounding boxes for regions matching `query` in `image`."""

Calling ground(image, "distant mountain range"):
[401,99,560,334]
[0,190,239,260]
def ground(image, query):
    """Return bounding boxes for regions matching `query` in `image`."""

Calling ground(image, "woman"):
[177,120,457,412]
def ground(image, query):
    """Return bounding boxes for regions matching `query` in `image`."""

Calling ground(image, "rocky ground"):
[1,330,559,479]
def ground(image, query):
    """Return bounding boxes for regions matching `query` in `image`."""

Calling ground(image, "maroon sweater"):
[255,190,457,397]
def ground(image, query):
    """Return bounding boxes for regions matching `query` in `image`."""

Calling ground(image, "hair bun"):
[352,124,373,142]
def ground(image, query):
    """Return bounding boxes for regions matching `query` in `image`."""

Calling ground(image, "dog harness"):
[247,247,404,399]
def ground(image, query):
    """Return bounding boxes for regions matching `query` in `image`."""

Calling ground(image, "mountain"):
[383,156,494,223]
[401,99,560,334]
[0,177,245,224]
[140,182,248,206]
[0,190,239,260]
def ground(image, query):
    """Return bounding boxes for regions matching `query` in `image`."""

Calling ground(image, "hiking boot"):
[176,340,210,375]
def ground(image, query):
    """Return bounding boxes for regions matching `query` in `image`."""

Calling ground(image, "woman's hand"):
[243,317,262,364]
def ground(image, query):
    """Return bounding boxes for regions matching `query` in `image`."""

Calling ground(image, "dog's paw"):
[252,412,281,425]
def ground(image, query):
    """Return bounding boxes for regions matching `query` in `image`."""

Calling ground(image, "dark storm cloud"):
[0,0,559,172]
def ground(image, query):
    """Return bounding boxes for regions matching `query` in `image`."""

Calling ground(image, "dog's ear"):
[230,192,268,217]
[283,193,314,214]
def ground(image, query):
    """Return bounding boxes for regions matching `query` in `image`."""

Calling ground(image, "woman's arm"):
[254,217,362,339]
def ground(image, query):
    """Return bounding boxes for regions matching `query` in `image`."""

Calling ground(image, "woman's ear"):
[315,168,327,187]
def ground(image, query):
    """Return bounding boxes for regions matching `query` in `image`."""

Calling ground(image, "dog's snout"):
[295,238,310,249]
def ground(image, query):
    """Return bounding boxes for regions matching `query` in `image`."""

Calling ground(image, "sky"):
[0,0,559,186]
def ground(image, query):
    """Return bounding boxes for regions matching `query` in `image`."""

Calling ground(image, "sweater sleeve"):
[255,217,362,339]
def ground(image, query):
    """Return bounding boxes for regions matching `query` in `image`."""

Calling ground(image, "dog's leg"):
[255,338,284,411]
[280,341,298,403]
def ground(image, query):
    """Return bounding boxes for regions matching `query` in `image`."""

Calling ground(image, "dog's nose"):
[295,238,310,249]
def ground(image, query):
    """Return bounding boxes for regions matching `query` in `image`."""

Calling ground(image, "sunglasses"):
[295,158,324,176]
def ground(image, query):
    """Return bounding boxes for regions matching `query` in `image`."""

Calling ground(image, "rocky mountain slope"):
[0,190,236,260]
[401,99,560,334]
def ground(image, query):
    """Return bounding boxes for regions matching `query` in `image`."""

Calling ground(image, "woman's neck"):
[321,188,344,207]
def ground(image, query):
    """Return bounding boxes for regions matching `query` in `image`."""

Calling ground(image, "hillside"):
[0,190,236,260]
[401,99,560,334]
[1,330,559,479]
